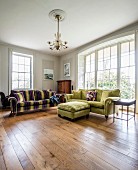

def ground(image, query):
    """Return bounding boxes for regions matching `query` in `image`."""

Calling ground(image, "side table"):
[113,99,136,126]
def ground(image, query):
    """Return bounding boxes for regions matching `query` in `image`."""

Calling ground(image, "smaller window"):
[11,52,33,90]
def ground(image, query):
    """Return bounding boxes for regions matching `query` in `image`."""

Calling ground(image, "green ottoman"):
[57,101,90,120]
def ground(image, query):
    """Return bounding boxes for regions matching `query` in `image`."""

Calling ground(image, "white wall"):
[0,44,60,96]
[34,52,60,91]
[59,50,78,90]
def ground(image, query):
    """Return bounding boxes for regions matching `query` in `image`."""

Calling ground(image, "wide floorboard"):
[0,108,138,170]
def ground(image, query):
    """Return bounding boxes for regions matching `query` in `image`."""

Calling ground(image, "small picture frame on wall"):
[44,69,54,80]
[64,63,70,77]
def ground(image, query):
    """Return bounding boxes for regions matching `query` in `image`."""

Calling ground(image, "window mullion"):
[84,56,86,89]
[95,50,98,88]
[117,43,121,89]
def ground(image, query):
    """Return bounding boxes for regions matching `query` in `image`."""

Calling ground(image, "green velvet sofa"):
[65,89,120,119]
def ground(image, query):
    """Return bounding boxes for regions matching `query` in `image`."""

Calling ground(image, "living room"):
[0,0,138,170]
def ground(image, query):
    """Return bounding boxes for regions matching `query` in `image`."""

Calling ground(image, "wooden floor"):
[0,108,138,170]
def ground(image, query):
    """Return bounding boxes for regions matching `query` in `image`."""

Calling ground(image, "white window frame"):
[80,34,135,99]
[9,51,33,91]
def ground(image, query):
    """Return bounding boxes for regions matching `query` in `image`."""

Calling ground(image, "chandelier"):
[48,9,68,51]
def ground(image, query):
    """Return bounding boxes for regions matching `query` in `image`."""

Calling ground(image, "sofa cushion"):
[17,99,50,107]
[81,90,88,100]
[24,90,35,101]
[87,101,104,109]
[14,92,25,102]
[58,101,90,113]
[95,89,103,101]
[67,99,88,103]
[109,89,120,97]
[72,90,82,99]
[100,91,111,103]
[86,91,97,101]
[35,90,49,100]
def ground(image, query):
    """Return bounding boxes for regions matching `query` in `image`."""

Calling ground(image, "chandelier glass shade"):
[48,10,68,51]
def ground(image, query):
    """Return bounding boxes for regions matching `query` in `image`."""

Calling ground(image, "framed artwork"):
[64,63,70,77]
[44,69,54,80]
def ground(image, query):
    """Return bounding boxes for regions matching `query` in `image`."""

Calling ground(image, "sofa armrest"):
[104,97,120,116]
[65,94,73,101]
[8,97,18,116]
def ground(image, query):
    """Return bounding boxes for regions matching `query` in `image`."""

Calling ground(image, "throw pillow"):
[35,90,49,100]
[24,90,35,101]
[100,91,111,103]
[81,90,88,100]
[72,90,82,99]
[14,92,25,102]
[86,91,97,101]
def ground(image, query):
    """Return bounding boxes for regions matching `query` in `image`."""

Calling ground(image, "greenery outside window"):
[120,41,135,98]
[97,45,117,89]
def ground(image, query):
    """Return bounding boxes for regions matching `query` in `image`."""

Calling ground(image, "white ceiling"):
[0,0,138,56]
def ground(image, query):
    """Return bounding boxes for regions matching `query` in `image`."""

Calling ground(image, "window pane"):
[19,57,24,64]
[121,67,129,79]
[98,61,103,70]
[120,67,135,99]
[25,81,30,88]
[86,55,90,72]
[12,64,18,72]
[25,66,30,72]
[90,72,95,88]
[121,55,129,67]
[97,71,104,80]
[25,73,30,81]
[103,70,109,80]
[130,41,134,51]
[25,57,30,65]
[130,52,135,66]
[110,79,117,89]
[12,72,18,81]
[111,46,117,56]
[19,73,24,80]
[120,79,132,99]
[19,81,24,88]
[19,65,24,72]
[129,66,135,79]
[12,55,18,64]
[97,80,103,88]
[85,73,90,89]
[110,69,117,80]
[104,59,110,69]
[12,81,18,89]
[104,47,110,57]
[98,50,103,59]
[111,57,117,68]
[91,53,95,72]
[121,42,129,54]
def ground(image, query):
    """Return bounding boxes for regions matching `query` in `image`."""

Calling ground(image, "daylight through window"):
[11,52,33,90]
[78,34,135,99]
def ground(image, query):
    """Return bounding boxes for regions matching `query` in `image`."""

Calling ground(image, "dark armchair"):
[0,92,10,108]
